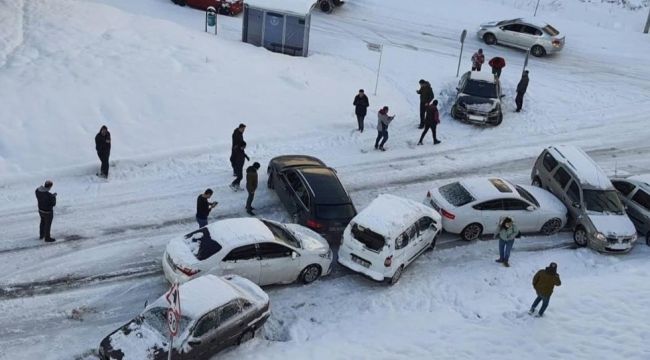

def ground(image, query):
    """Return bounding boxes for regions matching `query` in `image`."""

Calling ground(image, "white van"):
[338,194,442,285]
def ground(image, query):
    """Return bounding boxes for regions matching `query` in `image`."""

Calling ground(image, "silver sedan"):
[477,18,565,57]
[611,175,650,246]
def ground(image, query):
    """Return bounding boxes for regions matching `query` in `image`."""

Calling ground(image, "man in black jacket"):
[35,180,57,242]
[196,189,217,228]
[353,89,369,132]
[95,125,111,178]
[416,80,434,129]
[229,141,250,191]
[516,71,529,112]
[245,162,260,216]
[231,123,246,176]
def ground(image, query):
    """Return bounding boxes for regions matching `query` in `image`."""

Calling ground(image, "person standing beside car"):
[353,89,370,132]
[95,125,111,178]
[374,106,394,151]
[417,100,441,145]
[35,180,57,242]
[246,162,260,216]
[515,70,529,112]
[196,188,218,228]
[529,262,561,317]
[471,48,485,71]
[416,80,434,129]
[494,217,519,267]
[488,56,506,79]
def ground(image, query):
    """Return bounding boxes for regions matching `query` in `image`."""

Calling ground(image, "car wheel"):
[461,223,483,241]
[573,226,588,247]
[389,265,404,285]
[483,33,497,45]
[238,329,254,345]
[646,232,649,246]
[540,218,563,235]
[319,0,333,13]
[267,174,274,189]
[300,264,321,284]
[493,111,503,126]
[451,105,461,120]
[531,45,546,57]
[532,176,542,187]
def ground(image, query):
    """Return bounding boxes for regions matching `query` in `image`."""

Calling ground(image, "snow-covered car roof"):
[547,145,612,190]
[246,0,315,15]
[627,174,650,188]
[352,194,440,240]
[459,177,518,201]
[205,218,274,248]
[468,71,497,83]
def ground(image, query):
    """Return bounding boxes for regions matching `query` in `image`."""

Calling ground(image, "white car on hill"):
[338,194,442,285]
[163,218,333,286]
[424,178,567,241]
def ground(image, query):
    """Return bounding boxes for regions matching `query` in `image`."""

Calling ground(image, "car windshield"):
[543,25,559,36]
[143,307,192,338]
[583,190,625,215]
[515,186,539,207]
[351,223,385,251]
[184,228,222,261]
[496,19,519,26]
[439,182,476,207]
[316,204,356,220]
[463,79,498,98]
[262,220,300,248]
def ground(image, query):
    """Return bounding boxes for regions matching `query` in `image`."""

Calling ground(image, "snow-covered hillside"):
[0,0,649,359]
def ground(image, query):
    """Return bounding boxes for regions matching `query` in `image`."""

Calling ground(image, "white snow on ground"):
[0,0,650,359]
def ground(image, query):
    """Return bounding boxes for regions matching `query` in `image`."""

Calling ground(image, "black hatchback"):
[267,155,356,241]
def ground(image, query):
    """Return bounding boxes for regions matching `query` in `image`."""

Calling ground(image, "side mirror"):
[291,251,298,260]
[188,340,201,347]
[455,87,460,91]
[526,205,535,212]
[500,94,506,98]
[572,202,581,209]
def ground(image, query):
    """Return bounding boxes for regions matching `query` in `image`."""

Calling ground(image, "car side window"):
[502,24,522,32]
[416,217,434,233]
[223,245,258,262]
[218,301,242,327]
[553,167,571,189]
[521,25,541,36]
[396,225,416,250]
[612,180,636,197]
[631,189,650,211]
[542,152,558,172]
[567,181,581,203]
[257,242,292,259]
[473,199,503,211]
[193,309,220,338]
[502,199,530,211]
[296,187,310,208]
[285,171,302,191]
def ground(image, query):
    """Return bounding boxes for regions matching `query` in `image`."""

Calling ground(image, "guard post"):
[456,29,467,77]
[205,6,217,35]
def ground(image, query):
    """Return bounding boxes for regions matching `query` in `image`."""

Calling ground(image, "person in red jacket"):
[488,56,506,79]
[417,100,441,145]
[471,49,485,71]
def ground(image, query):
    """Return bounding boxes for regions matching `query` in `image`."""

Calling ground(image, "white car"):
[163,218,333,286]
[424,178,567,241]
[338,194,442,285]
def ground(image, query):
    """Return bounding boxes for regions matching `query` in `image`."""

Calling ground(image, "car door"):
[502,198,540,232]
[629,188,650,233]
[401,224,420,265]
[257,242,298,285]
[415,216,437,253]
[474,199,504,234]
[220,245,261,284]
[185,309,220,359]
[215,301,244,351]
[612,180,644,229]
[519,24,543,49]
[499,23,523,46]
[278,170,299,213]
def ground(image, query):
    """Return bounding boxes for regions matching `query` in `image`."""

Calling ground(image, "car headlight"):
[631,234,638,241]
[319,249,332,259]
[489,108,500,115]
[595,232,606,241]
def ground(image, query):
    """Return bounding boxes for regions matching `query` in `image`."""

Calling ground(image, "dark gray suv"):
[451,71,503,126]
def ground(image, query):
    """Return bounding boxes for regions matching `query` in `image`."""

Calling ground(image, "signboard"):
[165,282,181,337]
[167,309,179,337]
[366,43,382,52]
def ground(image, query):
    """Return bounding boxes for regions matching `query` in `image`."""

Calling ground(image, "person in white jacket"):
[374,106,395,151]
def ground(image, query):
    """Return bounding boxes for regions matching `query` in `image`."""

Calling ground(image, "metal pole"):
[644,7,650,33]
[205,12,208,32]
[533,0,540,17]
[168,334,173,360]
[374,45,383,96]
[215,12,218,35]
[456,41,464,77]
[522,49,530,77]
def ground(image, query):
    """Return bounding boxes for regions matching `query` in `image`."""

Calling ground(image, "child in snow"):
[494,217,519,267]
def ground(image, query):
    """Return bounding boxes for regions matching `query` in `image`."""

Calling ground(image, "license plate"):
[468,114,486,122]
[351,254,371,268]
[330,226,345,232]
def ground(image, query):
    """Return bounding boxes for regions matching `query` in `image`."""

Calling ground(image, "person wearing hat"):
[374,106,395,151]
[196,188,218,228]
[231,123,246,176]
[417,100,441,145]
[353,89,370,132]
[416,80,434,129]
[471,48,485,71]
[35,180,57,242]
[245,162,261,215]
[515,71,530,112]
[529,262,562,317]
[95,125,111,178]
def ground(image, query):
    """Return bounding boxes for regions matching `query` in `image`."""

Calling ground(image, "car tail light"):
[441,209,456,220]
[384,255,393,267]
[552,39,562,47]
[307,219,324,230]
[176,265,200,276]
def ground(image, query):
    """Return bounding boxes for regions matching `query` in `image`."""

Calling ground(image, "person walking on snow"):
[416,79,434,129]
[246,162,260,216]
[515,70,530,112]
[529,262,562,317]
[35,180,57,242]
[229,141,250,191]
[374,106,394,151]
[231,123,246,176]
[196,188,217,228]
[471,48,485,71]
[488,56,506,79]
[417,100,441,145]
[95,125,111,178]
[353,89,370,132]
[494,217,519,267]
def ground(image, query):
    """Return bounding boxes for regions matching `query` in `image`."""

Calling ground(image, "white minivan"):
[338,194,442,285]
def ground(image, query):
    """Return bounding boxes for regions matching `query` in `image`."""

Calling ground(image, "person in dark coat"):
[529,262,562,317]
[196,188,217,228]
[471,49,485,71]
[417,100,441,145]
[515,70,529,112]
[95,125,111,178]
[35,180,57,242]
[416,80,434,129]
[229,141,250,191]
[231,123,246,176]
[353,89,370,132]
[245,162,260,215]
[488,57,506,79]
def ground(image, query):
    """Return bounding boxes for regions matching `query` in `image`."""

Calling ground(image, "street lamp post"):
[644,7,650,34]
[534,0,541,17]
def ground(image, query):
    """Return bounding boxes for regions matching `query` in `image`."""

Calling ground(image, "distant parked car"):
[172,0,243,16]
[267,155,356,239]
[98,275,269,360]
[611,175,650,246]
[531,145,637,252]
[451,71,504,126]
[477,18,565,57]
[424,177,567,241]
[338,194,442,285]
[163,218,333,286]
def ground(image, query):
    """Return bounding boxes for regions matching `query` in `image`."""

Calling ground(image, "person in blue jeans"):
[494,217,519,267]
[374,106,395,151]
[529,262,562,317]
